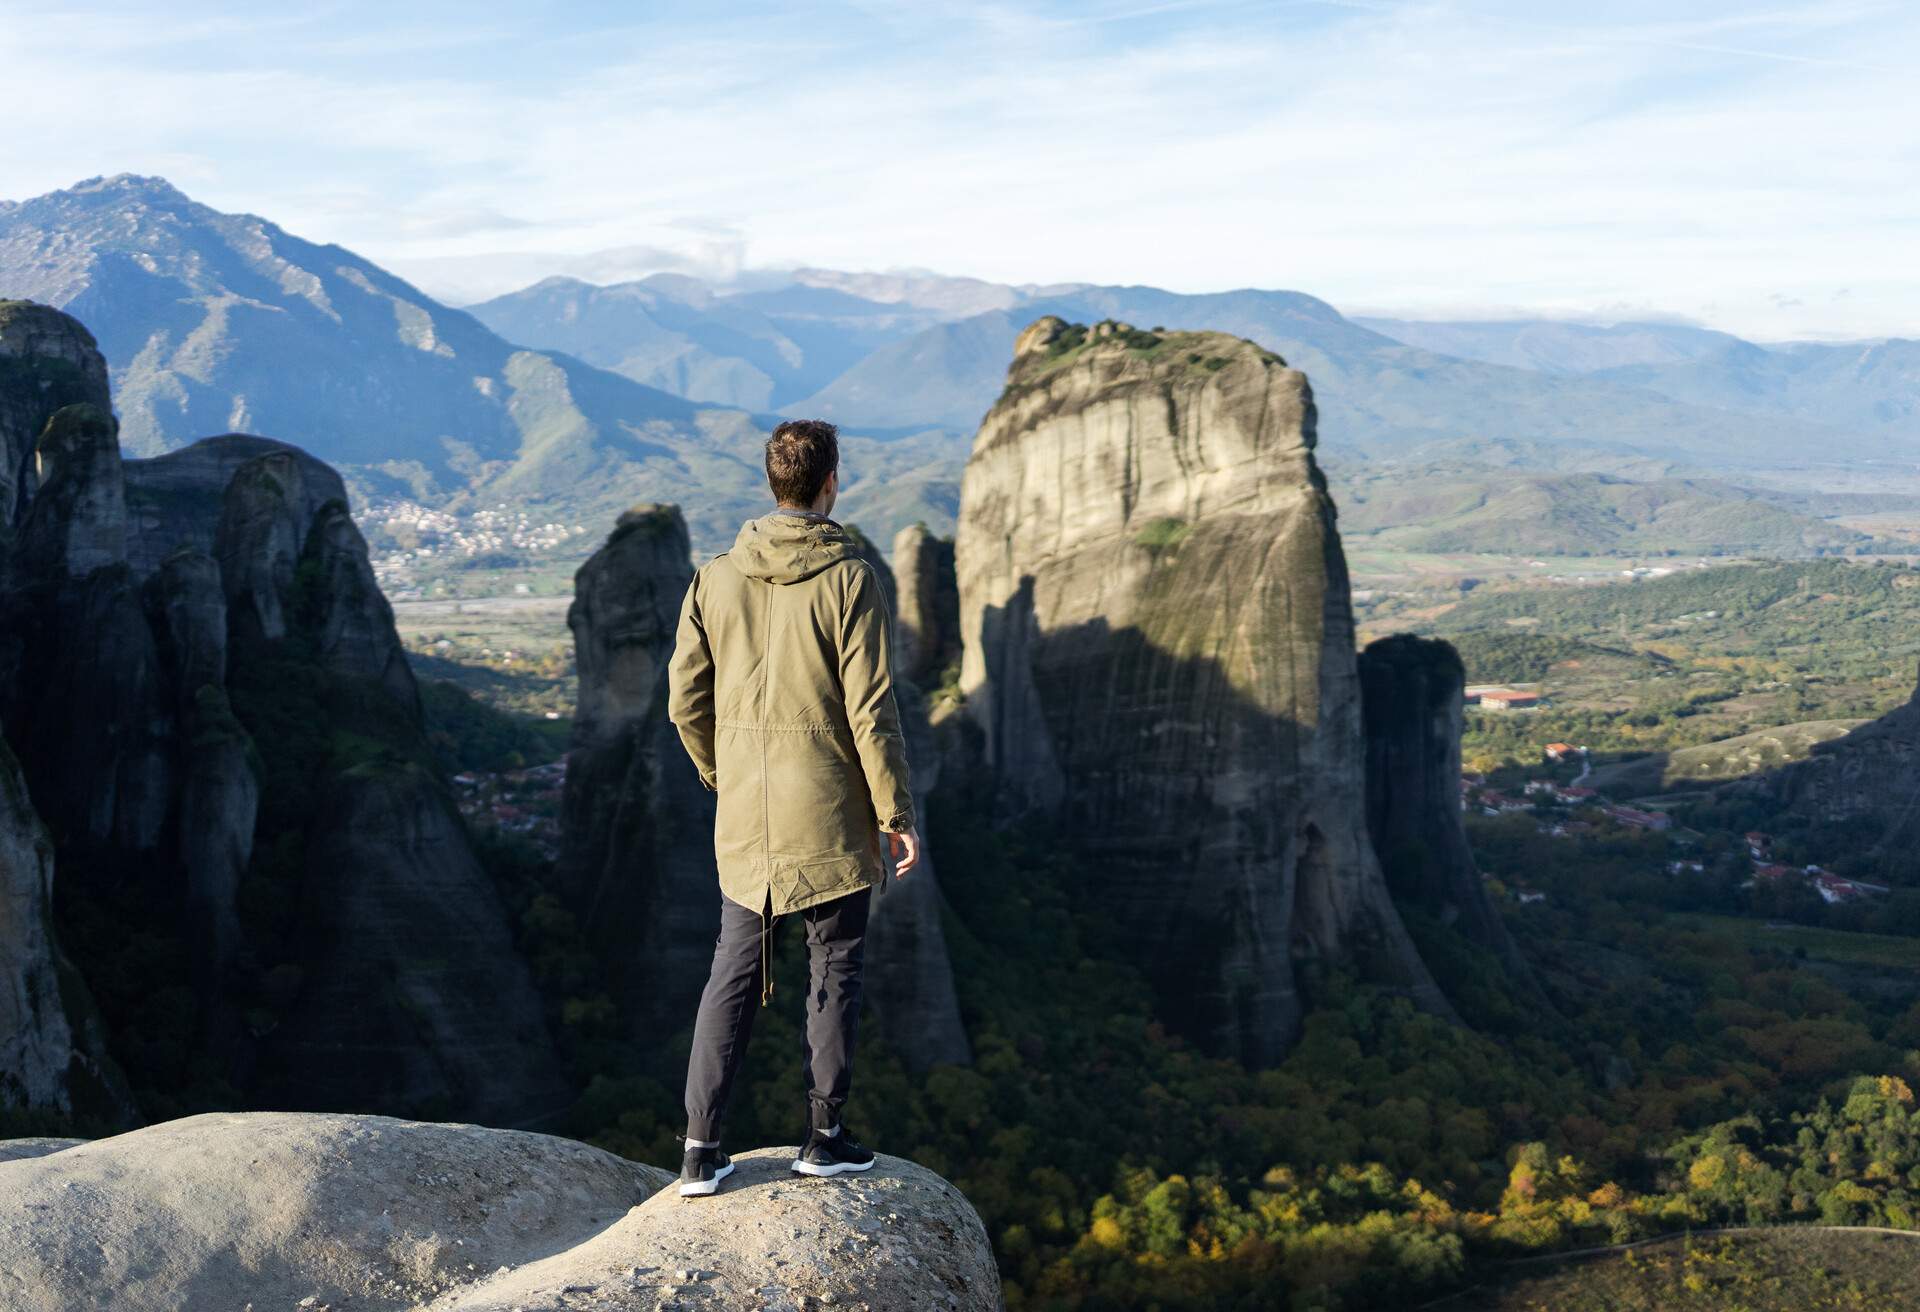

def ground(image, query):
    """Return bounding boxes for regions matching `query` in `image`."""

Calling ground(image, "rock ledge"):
[0,1113,1001,1312]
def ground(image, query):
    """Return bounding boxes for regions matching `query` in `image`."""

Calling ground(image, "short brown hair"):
[765,419,839,506]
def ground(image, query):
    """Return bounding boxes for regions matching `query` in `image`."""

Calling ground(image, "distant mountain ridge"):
[3,174,1906,562]
[1352,317,1752,374]
[1358,316,1920,446]
[0,175,951,552]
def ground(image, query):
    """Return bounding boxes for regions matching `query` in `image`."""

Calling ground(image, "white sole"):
[790,1157,875,1177]
[678,1160,735,1196]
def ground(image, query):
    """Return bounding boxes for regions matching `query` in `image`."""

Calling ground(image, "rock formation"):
[0,302,564,1124]
[953,316,1452,1064]
[893,522,961,687]
[846,528,971,1070]
[0,730,76,1110]
[1763,661,1920,879]
[558,505,719,1036]
[0,301,111,563]
[0,1113,1001,1311]
[1358,634,1533,976]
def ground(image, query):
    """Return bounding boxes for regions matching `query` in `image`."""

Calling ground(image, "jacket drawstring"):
[760,898,778,1007]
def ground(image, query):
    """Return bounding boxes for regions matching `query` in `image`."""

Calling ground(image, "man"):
[666,417,921,1198]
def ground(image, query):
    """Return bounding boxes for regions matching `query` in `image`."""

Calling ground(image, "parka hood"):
[728,511,857,584]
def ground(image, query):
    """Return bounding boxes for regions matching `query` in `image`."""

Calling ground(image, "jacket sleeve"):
[666,569,719,791]
[839,561,916,832]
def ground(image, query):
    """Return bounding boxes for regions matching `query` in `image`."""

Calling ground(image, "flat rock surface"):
[430,1147,1000,1312]
[0,1116,1001,1312]
[0,1112,670,1312]
[0,1137,85,1164]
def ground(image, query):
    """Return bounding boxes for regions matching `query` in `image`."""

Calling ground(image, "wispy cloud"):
[0,0,1913,337]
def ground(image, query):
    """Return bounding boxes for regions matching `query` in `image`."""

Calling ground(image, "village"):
[1462,739,1891,910]
[360,498,590,597]
[452,757,568,861]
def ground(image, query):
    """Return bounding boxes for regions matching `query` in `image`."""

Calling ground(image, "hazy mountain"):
[787,286,1864,466]
[3,175,1897,564]
[783,267,1092,317]
[1592,337,1920,440]
[1354,317,1750,374]
[0,175,711,486]
[0,176,948,553]
[1358,317,1920,451]
[465,274,946,410]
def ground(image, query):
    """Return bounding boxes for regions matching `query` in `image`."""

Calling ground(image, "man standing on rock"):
[666,417,921,1198]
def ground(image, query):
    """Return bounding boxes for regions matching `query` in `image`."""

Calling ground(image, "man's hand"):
[884,827,922,879]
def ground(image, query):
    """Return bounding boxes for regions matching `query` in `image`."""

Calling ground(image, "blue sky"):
[1,1,1914,338]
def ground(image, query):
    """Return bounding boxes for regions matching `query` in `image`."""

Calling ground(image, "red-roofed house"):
[1606,805,1672,831]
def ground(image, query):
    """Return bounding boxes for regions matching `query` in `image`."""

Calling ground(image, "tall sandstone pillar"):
[849,527,970,1070]
[558,506,720,1037]
[1359,634,1536,986]
[953,316,1452,1065]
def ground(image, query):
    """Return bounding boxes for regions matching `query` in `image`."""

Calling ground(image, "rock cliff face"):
[954,316,1451,1064]
[0,731,75,1110]
[1358,635,1531,972]
[1764,662,1920,878]
[0,302,563,1123]
[0,301,111,561]
[558,506,719,1036]
[845,529,971,1070]
[0,1113,1001,1311]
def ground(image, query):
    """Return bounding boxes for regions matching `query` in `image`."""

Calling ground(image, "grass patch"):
[1135,516,1192,550]
[1677,914,1920,971]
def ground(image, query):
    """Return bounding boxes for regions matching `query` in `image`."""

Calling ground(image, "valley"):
[4,176,1919,1312]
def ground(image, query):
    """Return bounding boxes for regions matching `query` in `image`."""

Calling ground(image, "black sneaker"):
[791,1126,876,1177]
[678,1143,734,1197]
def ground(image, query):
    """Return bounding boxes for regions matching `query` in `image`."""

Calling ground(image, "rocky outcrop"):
[954,316,1452,1064]
[437,1147,999,1311]
[4,400,173,855]
[0,301,110,558]
[0,303,563,1124]
[1359,635,1534,977]
[893,523,961,687]
[1763,661,1920,878]
[256,776,572,1124]
[16,403,126,579]
[0,727,125,1119]
[845,529,971,1070]
[0,1114,1000,1311]
[0,729,74,1110]
[146,549,251,972]
[558,505,719,1035]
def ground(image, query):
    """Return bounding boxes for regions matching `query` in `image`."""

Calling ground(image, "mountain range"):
[3,174,1913,559]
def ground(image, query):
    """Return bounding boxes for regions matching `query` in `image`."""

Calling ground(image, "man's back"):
[667,510,915,918]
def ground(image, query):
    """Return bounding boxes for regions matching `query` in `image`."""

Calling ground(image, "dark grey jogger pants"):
[684,885,872,1144]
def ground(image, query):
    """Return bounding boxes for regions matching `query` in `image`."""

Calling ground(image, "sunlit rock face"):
[892,522,961,687]
[954,316,1450,1065]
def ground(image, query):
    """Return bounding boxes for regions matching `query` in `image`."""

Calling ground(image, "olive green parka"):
[667,510,915,918]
